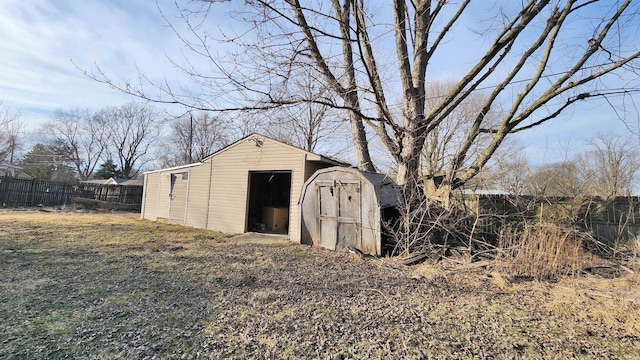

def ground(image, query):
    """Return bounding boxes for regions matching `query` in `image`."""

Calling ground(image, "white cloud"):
[0,0,199,127]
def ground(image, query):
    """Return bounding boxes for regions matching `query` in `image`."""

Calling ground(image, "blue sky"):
[0,0,638,167]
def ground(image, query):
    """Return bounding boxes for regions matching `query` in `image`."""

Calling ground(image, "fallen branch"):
[619,265,635,275]
[401,250,430,266]
[581,264,635,276]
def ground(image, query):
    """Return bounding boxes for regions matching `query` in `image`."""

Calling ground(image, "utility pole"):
[189,113,193,164]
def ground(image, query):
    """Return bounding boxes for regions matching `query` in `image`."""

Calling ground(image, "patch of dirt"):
[227,232,290,244]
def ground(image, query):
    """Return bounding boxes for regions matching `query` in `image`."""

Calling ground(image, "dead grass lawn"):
[0,211,639,359]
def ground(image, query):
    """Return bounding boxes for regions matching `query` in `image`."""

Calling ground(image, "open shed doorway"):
[246,171,292,234]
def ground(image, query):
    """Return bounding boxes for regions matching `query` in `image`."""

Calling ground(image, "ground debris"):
[0,212,639,359]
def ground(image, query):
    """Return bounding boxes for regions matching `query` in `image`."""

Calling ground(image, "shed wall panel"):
[142,173,159,220]
[300,167,393,255]
[168,173,188,224]
[157,173,172,220]
[361,181,380,255]
[185,163,211,228]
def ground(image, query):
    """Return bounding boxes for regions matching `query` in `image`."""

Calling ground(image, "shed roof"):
[460,189,510,196]
[303,167,399,208]
[201,133,349,167]
[0,163,32,179]
[115,178,144,186]
[143,162,204,175]
[358,170,400,208]
[81,179,110,185]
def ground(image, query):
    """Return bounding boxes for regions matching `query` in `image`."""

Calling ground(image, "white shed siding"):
[142,173,159,221]
[141,133,345,239]
[157,173,172,220]
[185,162,212,229]
[141,163,205,222]
[207,136,305,240]
[168,173,188,225]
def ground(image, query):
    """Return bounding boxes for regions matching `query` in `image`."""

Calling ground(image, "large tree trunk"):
[350,113,374,171]
[336,0,374,172]
[396,145,420,188]
[346,104,374,172]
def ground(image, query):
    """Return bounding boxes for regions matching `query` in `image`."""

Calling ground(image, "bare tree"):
[85,0,640,199]
[228,113,265,140]
[44,108,110,180]
[487,151,532,195]
[0,102,24,169]
[421,80,500,177]
[526,160,584,197]
[578,133,640,198]
[262,72,348,155]
[158,112,228,167]
[98,102,165,178]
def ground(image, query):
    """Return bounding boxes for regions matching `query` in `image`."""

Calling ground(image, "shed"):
[141,133,345,242]
[299,167,399,255]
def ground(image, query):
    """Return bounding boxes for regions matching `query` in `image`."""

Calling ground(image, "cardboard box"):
[262,206,289,233]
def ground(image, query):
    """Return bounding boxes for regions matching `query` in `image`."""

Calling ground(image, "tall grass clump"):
[494,223,595,280]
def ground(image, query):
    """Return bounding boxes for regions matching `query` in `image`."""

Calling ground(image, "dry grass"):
[412,262,446,281]
[495,223,601,279]
[488,271,511,292]
[1,210,639,359]
[546,273,640,338]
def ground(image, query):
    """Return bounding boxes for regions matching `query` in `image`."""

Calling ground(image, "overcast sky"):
[1,0,639,167]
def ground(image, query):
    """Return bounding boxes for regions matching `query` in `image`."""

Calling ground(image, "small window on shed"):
[172,171,188,181]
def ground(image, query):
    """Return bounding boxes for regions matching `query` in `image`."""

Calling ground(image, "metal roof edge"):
[143,162,204,175]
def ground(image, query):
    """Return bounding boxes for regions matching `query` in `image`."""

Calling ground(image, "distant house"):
[140,133,346,242]
[81,177,143,186]
[0,163,31,179]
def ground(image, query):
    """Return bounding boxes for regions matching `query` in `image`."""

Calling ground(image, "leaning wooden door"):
[317,180,361,251]
[336,181,361,250]
[318,182,337,250]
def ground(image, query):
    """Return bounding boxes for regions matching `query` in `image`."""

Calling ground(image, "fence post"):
[0,177,5,206]
[61,184,67,205]
[29,179,37,207]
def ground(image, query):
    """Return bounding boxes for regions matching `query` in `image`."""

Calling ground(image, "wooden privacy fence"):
[0,177,93,207]
[462,194,640,247]
[0,176,143,207]
[79,183,143,204]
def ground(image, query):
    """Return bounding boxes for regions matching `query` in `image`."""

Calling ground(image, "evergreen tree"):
[93,159,123,179]
[21,140,76,182]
